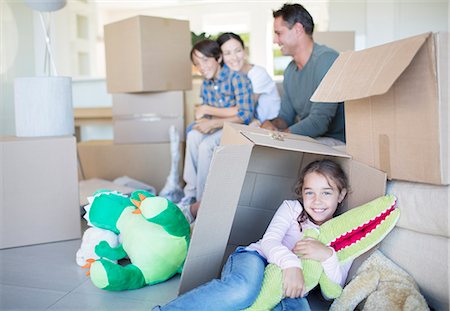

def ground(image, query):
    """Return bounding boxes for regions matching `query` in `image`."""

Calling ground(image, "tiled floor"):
[0,219,330,311]
[0,221,179,311]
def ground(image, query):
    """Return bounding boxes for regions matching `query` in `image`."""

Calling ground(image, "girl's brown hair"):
[294,159,349,229]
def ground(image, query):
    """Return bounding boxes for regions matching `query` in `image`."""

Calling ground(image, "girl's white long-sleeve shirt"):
[246,200,352,289]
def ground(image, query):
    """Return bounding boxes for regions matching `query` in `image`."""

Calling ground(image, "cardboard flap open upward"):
[311,32,432,102]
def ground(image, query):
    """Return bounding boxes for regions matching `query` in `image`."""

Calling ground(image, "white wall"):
[1,1,35,136]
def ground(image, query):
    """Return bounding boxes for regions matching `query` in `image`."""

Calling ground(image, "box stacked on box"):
[104,15,191,146]
[104,15,192,94]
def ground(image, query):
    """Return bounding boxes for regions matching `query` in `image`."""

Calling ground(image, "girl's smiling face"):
[220,38,246,71]
[302,172,347,225]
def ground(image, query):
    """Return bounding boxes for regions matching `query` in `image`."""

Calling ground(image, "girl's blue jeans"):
[153,247,311,311]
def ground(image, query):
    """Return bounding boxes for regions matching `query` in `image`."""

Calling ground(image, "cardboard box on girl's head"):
[178,123,387,294]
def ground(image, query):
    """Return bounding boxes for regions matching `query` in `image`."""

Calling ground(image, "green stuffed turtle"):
[82,190,190,291]
[244,194,400,310]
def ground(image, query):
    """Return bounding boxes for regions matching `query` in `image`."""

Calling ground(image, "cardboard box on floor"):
[178,123,386,294]
[0,136,81,249]
[104,15,192,93]
[77,140,184,193]
[113,91,185,144]
[312,32,449,185]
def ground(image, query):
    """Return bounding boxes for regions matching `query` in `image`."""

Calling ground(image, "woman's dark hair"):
[190,39,222,62]
[273,3,314,36]
[216,32,245,49]
[294,159,349,229]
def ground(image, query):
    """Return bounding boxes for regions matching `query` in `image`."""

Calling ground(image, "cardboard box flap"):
[241,131,350,158]
[221,123,349,159]
[311,32,432,102]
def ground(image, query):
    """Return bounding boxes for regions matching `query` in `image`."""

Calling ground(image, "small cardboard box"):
[178,123,386,293]
[77,140,184,193]
[113,91,185,144]
[312,32,449,185]
[0,136,81,249]
[104,15,192,93]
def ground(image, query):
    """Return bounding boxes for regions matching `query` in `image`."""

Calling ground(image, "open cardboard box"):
[312,32,449,185]
[178,123,386,294]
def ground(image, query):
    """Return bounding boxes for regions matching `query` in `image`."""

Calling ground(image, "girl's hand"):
[193,118,218,134]
[282,267,305,298]
[293,238,333,262]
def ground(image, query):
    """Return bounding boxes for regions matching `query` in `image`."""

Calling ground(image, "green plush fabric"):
[85,190,191,291]
[244,195,399,310]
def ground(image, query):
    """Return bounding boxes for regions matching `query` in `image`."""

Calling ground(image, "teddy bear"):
[330,249,429,311]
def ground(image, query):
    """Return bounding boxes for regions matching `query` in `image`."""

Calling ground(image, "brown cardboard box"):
[77,140,184,192]
[0,136,81,249]
[113,91,185,144]
[104,15,192,93]
[178,123,386,293]
[312,32,449,185]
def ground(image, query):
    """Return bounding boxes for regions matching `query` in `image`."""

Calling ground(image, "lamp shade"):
[14,76,74,137]
[25,0,67,12]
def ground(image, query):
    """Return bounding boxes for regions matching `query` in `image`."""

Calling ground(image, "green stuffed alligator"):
[244,194,400,310]
[82,190,190,291]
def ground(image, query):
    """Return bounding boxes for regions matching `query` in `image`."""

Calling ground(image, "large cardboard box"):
[113,91,185,144]
[77,140,184,193]
[178,123,386,293]
[312,32,449,185]
[0,136,81,249]
[104,15,192,93]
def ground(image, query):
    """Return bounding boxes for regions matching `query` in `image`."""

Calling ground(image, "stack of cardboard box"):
[78,15,192,192]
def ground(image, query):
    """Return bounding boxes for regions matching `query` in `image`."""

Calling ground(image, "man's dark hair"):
[190,39,222,62]
[273,3,314,35]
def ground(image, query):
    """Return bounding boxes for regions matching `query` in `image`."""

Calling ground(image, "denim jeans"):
[273,297,311,311]
[153,247,265,311]
[153,247,311,311]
